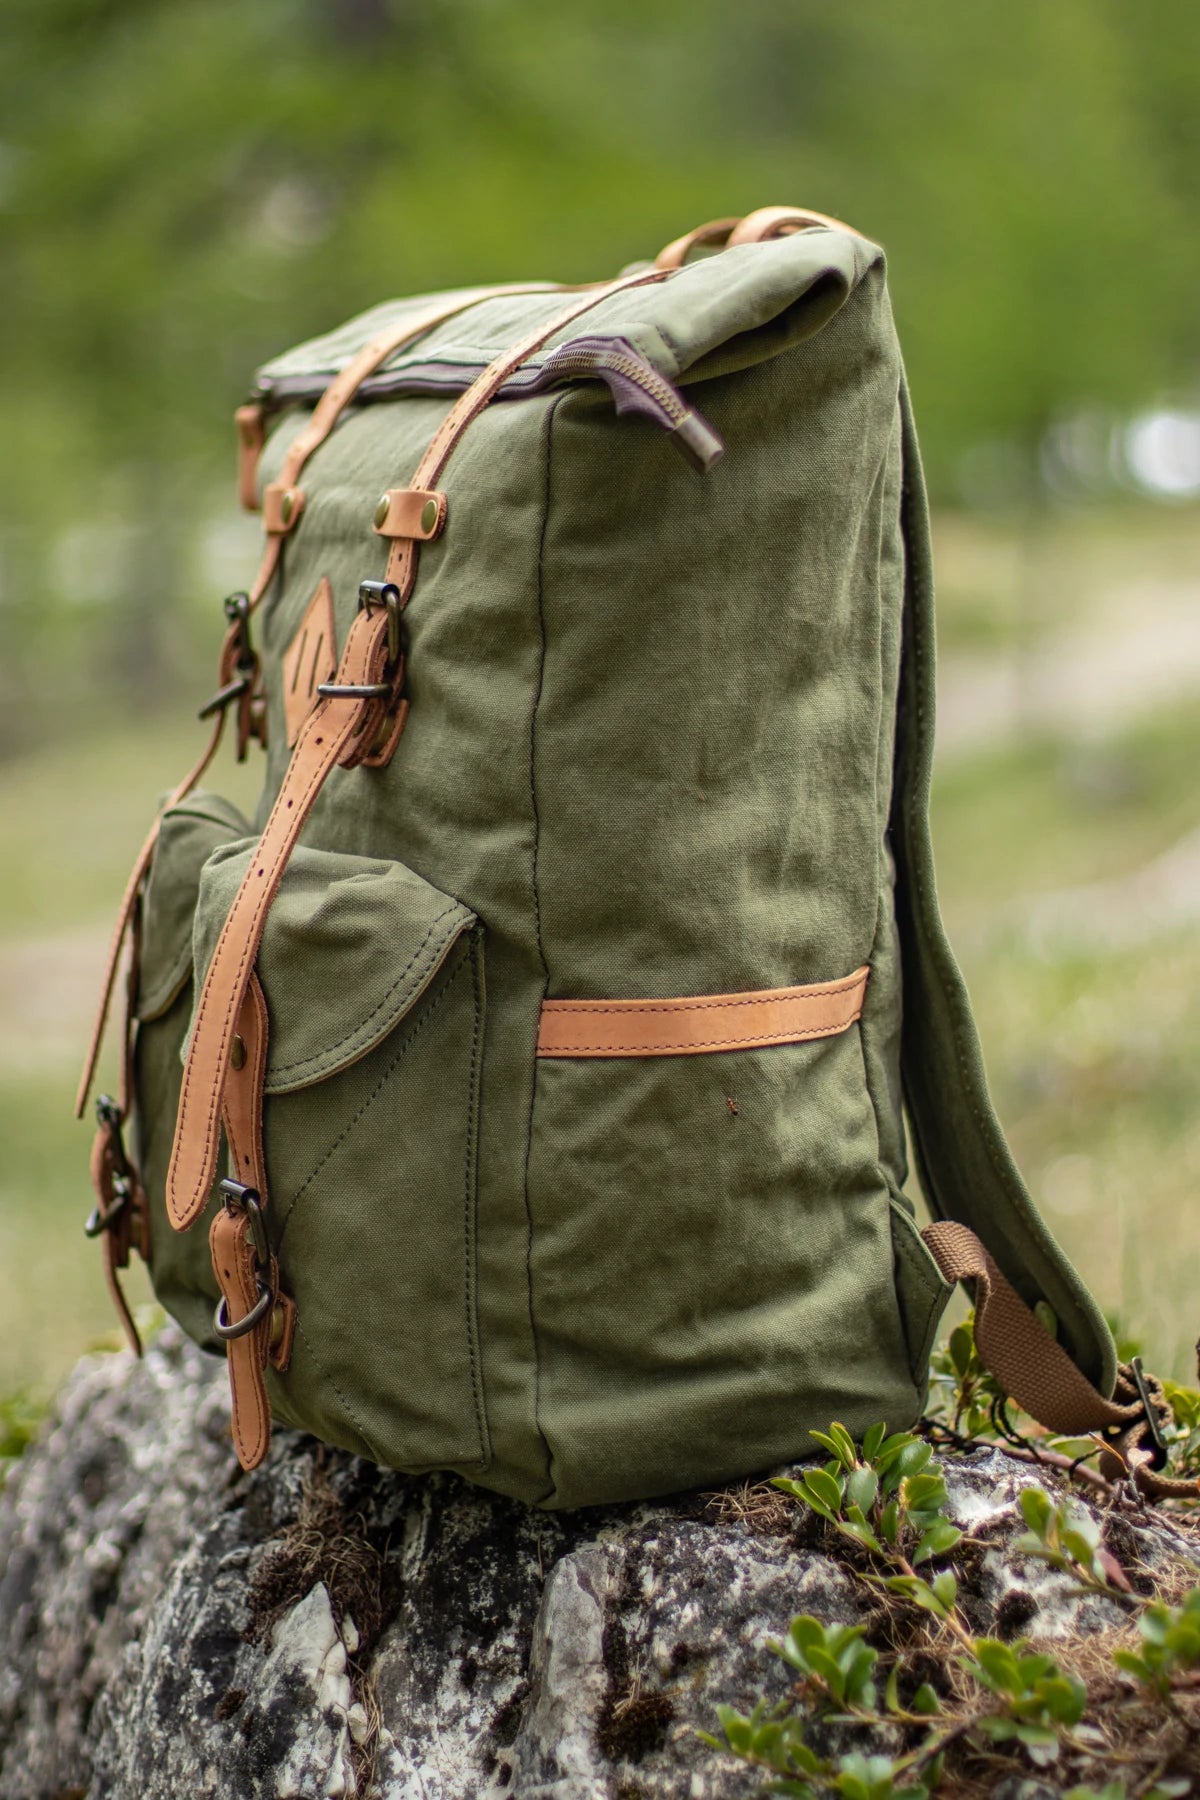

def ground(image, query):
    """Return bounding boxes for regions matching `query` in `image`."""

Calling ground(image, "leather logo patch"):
[282,577,337,747]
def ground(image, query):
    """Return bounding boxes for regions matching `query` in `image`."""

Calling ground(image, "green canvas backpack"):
[78,205,1180,1508]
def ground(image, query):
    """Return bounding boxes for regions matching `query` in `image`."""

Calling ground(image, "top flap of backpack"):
[190,842,476,1094]
[252,228,883,404]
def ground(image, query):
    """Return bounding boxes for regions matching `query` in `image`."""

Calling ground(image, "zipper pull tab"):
[537,335,724,473]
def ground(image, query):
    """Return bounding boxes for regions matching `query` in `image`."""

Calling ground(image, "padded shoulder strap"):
[890,379,1118,1400]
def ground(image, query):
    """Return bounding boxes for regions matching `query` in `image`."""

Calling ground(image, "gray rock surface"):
[0,1331,1194,1799]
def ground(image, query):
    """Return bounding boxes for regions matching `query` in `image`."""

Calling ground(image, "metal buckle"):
[211,1179,275,1342]
[197,593,257,721]
[85,1095,134,1238]
[315,581,405,708]
[357,579,403,665]
[198,675,251,721]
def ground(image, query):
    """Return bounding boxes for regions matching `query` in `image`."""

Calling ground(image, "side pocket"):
[888,1192,954,1387]
[131,792,251,1347]
[192,841,489,1474]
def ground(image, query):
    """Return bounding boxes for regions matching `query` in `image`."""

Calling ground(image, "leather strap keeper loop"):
[373,488,447,541]
[261,482,306,536]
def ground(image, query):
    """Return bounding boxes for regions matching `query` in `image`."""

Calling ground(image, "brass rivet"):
[420,497,439,535]
[230,1034,247,1071]
[373,493,391,530]
[269,1306,286,1350]
[280,490,295,526]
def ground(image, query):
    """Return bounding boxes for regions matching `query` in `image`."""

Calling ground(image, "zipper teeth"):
[257,348,693,424]
[547,347,692,426]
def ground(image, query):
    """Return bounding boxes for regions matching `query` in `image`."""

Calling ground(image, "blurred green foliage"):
[1,0,1199,742]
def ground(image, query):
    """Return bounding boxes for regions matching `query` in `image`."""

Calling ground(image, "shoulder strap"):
[890,380,1196,1496]
[889,385,1117,1383]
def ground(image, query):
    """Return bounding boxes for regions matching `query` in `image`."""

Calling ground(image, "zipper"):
[528,336,723,472]
[252,337,723,473]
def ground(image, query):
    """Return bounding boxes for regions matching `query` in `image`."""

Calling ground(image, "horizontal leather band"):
[536,966,869,1059]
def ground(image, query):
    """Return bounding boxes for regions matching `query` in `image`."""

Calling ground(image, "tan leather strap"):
[246,284,562,617]
[168,272,674,1229]
[222,973,270,1196]
[372,487,448,541]
[381,270,668,606]
[726,204,857,246]
[209,1204,275,1470]
[537,967,868,1058]
[211,975,294,1471]
[76,286,562,1127]
[654,216,742,271]
[235,404,265,513]
[922,1220,1195,1499]
[655,206,857,271]
[167,603,390,1228]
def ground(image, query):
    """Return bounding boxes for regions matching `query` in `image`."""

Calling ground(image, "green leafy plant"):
[700,1703,937,1800]
[1161,1379,1200,1483]
[771,1616,879,1715]
[773,1422,963,1572]
[1012,1485,1130,1595]
[960,1637,1086,1765]
[706,1416,1200,1800]
[926,1311,1009,1438]
[1112,1588,1200,1698]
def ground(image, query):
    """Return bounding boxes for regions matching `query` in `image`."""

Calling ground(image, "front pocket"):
[132,791,252,1347]
[192,841,489,1472]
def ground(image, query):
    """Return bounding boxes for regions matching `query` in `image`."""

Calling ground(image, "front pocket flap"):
[136,793,253,1022]
[192,841,476,1093]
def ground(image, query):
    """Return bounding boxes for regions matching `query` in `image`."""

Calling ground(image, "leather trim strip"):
[536,966,869,1059]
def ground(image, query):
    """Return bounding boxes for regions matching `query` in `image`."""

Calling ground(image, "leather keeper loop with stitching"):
[373,488,447,541]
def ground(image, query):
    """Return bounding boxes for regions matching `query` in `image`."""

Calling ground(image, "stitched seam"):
[541,975,865,1016]
[292,1312,383,1463]
[277,948,466,1234]
[521,393,562,1504]
[461,931,487,1466]
[267,902,467,1080]
[540,1006,863,1055]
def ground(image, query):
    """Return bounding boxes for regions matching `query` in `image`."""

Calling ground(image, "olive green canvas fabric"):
[128,228,1115,1507]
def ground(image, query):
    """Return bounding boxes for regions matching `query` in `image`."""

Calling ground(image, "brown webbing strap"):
[167,268,670,1231]
[75,284,564,1126]
[923,1221,1195,1498]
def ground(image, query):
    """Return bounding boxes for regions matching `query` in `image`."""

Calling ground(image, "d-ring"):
[213,1283,273,1341]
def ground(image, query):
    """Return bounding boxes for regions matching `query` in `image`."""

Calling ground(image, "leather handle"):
[654,205,857,272]
[654,217,742,271]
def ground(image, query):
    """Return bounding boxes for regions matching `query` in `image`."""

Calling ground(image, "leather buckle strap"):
[209,974,295,1471]
[167,273,677,1229]
[76,286,566,1130]
[86,1093,150,1356]
[167,604,393,1228]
